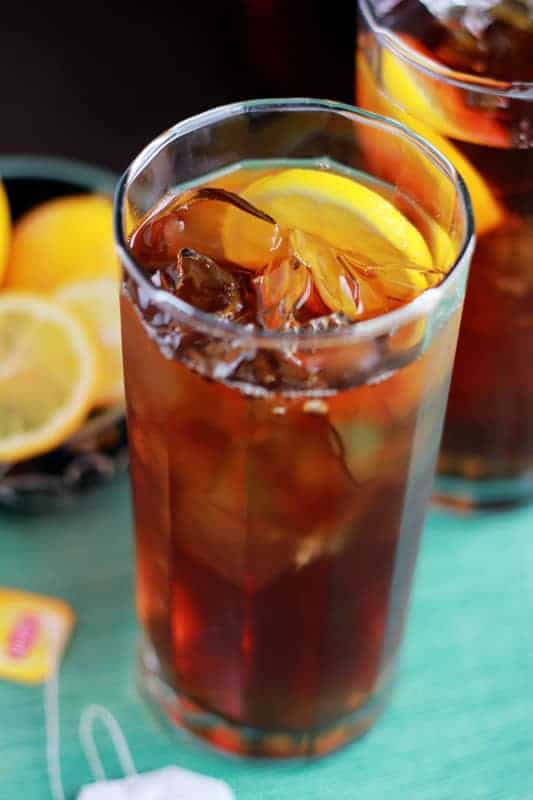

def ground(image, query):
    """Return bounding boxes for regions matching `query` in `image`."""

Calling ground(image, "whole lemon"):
[5,194,119,291]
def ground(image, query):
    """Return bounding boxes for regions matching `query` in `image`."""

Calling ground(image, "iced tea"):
[358,0,533,507]
[115,102,472,757]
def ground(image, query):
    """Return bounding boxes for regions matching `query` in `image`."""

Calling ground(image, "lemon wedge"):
[5,194,119,291]
[55,278,124,407]
[223,167,433,271]
[0,292,100,462]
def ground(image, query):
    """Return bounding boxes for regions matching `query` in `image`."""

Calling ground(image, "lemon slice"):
[424,216,456,272]
[223,168,433,271]
[380,36,509,150]
[5,194,119,291]
[381,54,504,235]
[0,179,11,285]
[55,278,124,407]
[357,51,503,236]
[0,292,100,462]
[383,49,476,145]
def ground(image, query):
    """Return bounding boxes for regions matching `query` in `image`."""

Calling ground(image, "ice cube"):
[303,312,350,332]
[187,187,283,273]
[340,251,443,304]
[244,409,358,588]
[158,248,245,320]
[417,0,533,37]
[374,0,533,80]
[288,231,431,319]
[231,347,313,393]
[130,186,280,271]
[419,0,496,25]
[258,257,312,329]
[414,0,520,38]
[414,0,533,79]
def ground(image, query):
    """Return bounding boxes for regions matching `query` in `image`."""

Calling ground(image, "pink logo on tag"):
[7,614,40,659]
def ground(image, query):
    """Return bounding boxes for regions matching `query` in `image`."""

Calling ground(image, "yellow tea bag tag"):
[0,587,74,684]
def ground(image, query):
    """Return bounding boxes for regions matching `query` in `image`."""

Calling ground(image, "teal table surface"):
[1,477,532,800]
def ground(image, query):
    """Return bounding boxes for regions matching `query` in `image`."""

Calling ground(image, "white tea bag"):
[77,766,235,800]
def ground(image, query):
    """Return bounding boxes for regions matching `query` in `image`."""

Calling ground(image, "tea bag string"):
[44,652,136,800]
[44,665,66,800]
[79,705,136,782]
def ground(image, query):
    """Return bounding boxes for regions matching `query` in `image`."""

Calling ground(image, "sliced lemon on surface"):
[5,194,119,291]
[0,179,11,285]
[357,51,504,236]
[0,292,100,462]
[223,167,433,271]
[55,278,124,407]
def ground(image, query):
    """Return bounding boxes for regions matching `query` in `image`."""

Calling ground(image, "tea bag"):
[77,766,234,800]
[75,706,234,798]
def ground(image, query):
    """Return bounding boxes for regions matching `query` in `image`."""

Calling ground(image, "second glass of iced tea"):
[114,100,473,758]
[358,0,533,508]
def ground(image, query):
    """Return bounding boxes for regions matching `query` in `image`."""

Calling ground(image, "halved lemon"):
[0,179,11,285]
[55,278,124,407]
[0,292,100,462]
[5,194,119,291]
[222,167,433,271]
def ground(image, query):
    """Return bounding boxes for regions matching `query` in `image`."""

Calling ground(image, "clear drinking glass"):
[114,99,473,758]
[357,0,533,509]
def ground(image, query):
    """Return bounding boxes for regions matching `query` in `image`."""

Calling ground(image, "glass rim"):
[359,0,533,99]
[114,97,474,350]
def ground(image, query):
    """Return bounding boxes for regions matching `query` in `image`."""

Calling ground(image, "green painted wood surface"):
[1,477,532,799]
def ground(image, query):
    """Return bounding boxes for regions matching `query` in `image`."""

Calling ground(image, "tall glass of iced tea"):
[358,0,533,509]
[114,99,473,757]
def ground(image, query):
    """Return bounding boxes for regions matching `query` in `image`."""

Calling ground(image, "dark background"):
[0,1,357,175]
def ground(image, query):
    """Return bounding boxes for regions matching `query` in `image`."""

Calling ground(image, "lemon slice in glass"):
[223,167,433,271]
[223,167,438,317]
[357,50,504,236]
